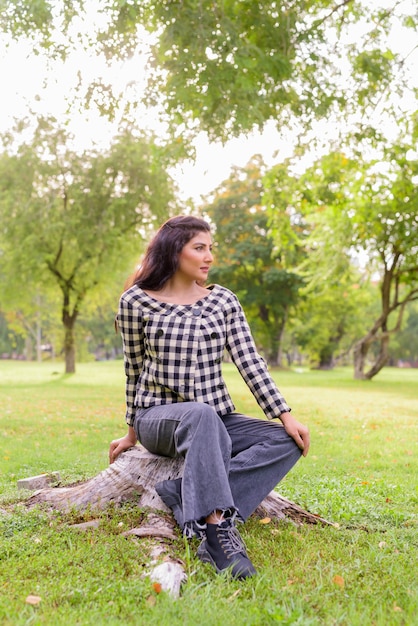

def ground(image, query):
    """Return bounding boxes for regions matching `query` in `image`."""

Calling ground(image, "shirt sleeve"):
[117,292,144,427]
[224,293,291,419]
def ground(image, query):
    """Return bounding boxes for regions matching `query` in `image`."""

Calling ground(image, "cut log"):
[25,445,331,526]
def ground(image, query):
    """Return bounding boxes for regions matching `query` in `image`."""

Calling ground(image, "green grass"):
[0,361,417,625]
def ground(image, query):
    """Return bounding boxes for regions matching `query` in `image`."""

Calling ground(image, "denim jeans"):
[134,402,302,526]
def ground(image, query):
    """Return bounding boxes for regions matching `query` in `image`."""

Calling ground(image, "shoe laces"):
[217,524,247,558]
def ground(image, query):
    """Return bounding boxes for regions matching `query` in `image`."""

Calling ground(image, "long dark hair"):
[127,215,211,290]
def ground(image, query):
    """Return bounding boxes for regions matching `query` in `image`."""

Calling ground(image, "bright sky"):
[0,0,416,203]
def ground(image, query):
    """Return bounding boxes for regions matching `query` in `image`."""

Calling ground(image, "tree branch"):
[312,0,354,30]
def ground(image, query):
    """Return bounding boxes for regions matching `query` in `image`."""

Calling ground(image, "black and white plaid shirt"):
[117,284,291,426]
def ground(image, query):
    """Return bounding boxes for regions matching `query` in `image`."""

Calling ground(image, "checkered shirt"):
[117,284,291,426]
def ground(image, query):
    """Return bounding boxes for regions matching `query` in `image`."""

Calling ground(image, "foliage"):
[0,361,417,624]
[0,311,25,356]
[205,157,302,365]
[74,267,130,362]
[264,115,418,378]
[293,279,378,369]
[389,301,418,364]
[0,117,177,372]
[1,2,417,375]
[1,1,416,141]
[263,156,360,368]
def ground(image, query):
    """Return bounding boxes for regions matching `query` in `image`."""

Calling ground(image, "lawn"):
[0,361,417,625]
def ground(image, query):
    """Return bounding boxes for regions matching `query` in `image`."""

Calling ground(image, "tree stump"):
[23,445,331,597]
[25,445,330,526]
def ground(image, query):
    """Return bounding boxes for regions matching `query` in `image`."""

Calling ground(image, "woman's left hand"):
[279,413,310,457]
[109,426,137,464]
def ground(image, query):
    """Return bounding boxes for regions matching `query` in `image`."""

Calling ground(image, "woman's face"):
[177,232,214,283]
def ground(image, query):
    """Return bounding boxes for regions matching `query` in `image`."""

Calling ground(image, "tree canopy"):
[205,157,302,365]
[0,118,177,372]
[2,1,416,141]
[1,1,417,377]
[263,114,418,378]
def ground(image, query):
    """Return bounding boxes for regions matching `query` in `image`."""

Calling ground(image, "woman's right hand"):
[109,427,137,464]
[279,413,310,457]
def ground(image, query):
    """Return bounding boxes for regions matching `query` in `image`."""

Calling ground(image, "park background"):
[1,0,418,380]
[0,1,417,624]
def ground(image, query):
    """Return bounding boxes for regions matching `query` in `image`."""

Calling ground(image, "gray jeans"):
[134,402,302,526]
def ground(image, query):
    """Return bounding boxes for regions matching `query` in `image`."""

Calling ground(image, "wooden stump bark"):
[26,445,330,526]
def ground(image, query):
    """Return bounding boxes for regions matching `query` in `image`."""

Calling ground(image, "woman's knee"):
[183,402,218,418]
[263,423,302,457]
[277,429,304,463]
[175,403,231,454]
[179,403,224,433]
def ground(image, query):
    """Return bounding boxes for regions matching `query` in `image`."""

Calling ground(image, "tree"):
[264,121,418,379]
[350,141,418,379]
[0,117,177,372]
[264,154,379,370]
[1,1,415,141]
[205,157,302,365]
[293,279,377,369]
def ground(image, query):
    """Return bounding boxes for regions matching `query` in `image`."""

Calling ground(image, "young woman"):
[109,215,310,580]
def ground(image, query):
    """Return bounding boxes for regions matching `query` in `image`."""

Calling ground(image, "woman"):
[109,215,310,580]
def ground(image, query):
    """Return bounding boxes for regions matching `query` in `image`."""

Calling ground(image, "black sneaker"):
[197,520,257,579]
[155,478,184,529]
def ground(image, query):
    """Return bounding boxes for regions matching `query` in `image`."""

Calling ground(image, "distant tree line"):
[1,138,417,378]
[1,1,417,378]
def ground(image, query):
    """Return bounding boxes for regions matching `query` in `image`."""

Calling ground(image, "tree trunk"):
[353,330,390,380]
[63,323,76,374]
[352,258,417,380]
[318,346,335,370]
[276,310,287,368]
[25,446,331,527]
[353,336,369,380]
[362,334,390,380]
[62,287,80,375]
